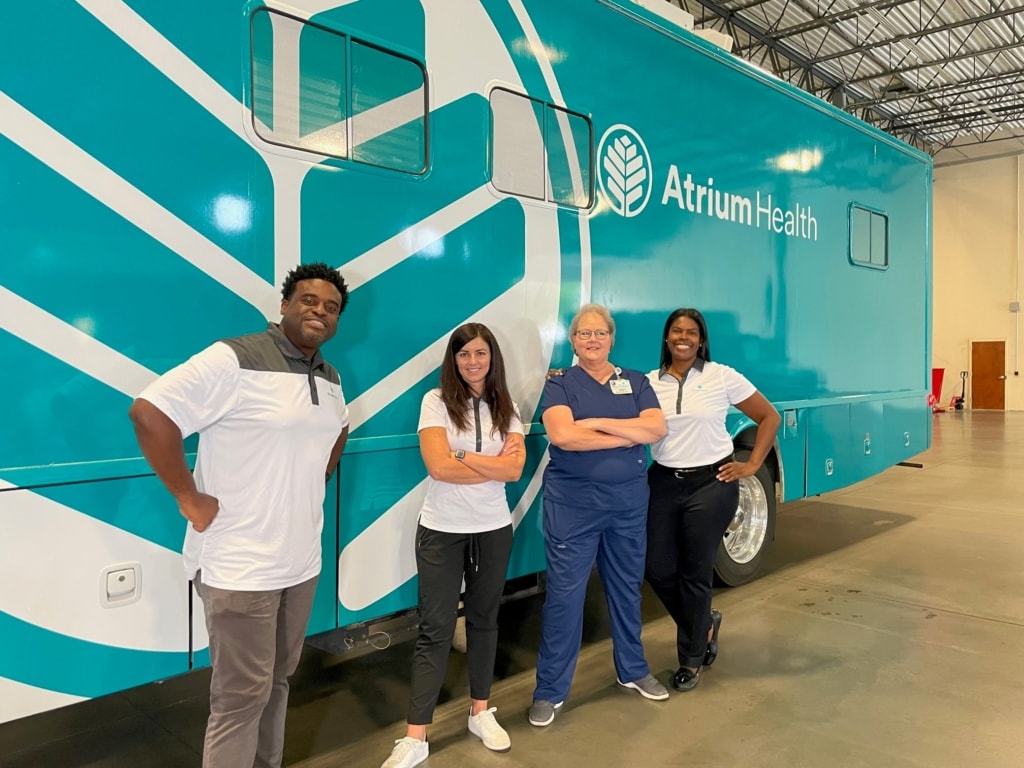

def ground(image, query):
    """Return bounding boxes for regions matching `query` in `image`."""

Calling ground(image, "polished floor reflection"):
[2,411,1022,768]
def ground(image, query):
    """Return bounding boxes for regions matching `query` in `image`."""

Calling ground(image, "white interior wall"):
[932,154,1024,411]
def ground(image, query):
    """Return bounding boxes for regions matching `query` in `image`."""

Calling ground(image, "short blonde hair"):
[569,303,616,338]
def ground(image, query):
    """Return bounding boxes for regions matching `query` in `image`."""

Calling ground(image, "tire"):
[714,449,776,586]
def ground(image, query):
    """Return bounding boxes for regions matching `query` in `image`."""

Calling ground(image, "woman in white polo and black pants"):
[645,308,780,692]
[380,322,526,768]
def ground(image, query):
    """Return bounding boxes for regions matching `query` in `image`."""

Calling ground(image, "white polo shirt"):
[647,360,755,468]
[417,389,523,533]
[138,324,349,590]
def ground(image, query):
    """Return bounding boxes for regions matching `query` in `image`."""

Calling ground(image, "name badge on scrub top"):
[609,372,632,395]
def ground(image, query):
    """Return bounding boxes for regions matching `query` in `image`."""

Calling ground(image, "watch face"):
[455,449,465,460]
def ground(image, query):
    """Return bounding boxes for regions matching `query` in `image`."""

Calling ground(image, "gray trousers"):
[194,572,318,768]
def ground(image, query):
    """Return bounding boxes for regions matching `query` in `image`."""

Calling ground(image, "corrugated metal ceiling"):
[668,0,1024,162]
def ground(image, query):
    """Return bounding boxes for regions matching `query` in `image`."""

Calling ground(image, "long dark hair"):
[439,323,515,438]
[659,308,712,369]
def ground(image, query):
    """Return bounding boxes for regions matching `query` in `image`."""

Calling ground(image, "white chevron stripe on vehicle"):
[340,284,551,610]
[77,0,247,141]
[339,186,499,292]
[423,0,529,103]
[337,476,426,611]
[507,0,587,201]
[0,286,157,397]
[510,451,547,531]
[0,480,205,653]
[346,282,530,432]
[0,92,277,317]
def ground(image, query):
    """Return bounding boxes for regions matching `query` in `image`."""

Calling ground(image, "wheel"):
[714,449,776,586]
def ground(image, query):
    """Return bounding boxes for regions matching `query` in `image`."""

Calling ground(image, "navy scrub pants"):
[533,498,650,704]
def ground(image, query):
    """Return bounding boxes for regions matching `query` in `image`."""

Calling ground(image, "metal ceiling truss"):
[664,0,1024,156]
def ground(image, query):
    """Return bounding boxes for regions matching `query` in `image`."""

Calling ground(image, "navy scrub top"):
[541,366,659,511]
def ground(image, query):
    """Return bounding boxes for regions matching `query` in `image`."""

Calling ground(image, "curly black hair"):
[280,262,350,315]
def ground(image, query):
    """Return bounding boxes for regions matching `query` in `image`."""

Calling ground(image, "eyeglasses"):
[574,329,610,340]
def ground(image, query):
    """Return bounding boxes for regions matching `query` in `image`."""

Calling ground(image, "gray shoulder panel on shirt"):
[220,334,292,373]
[219,333,340,385]
[317,361,341,385]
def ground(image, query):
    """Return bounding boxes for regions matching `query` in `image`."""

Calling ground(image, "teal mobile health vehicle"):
[0,0,931,724]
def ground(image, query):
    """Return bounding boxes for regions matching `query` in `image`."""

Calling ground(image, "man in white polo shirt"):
[129,262,350,768]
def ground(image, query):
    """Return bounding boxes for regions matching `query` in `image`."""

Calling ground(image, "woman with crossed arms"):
[529,303,669,728]
[381,323,525,768]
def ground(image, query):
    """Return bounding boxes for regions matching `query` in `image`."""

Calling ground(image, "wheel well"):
[733,426,779,486]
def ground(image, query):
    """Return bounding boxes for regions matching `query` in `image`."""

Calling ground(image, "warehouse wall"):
[933,154,1023,411]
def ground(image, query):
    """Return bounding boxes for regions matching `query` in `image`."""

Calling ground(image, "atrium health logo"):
[597,124,652,217]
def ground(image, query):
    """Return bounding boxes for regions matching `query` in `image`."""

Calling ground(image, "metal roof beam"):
[684,2,873,92]
[853,70,1024,109]
[845,40,1024,86]
[811,5,1024,65]
[893,91,1024,121]
[760,0,911,42]
[893,100,1024,130]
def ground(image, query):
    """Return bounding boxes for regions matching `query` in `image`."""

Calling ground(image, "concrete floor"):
[2,411,1022,767]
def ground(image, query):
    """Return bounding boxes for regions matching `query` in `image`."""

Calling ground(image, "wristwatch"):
[454,449,466,461]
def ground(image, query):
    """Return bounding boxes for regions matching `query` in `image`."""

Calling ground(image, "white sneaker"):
[468,707,511,752]
[380,737,429,768]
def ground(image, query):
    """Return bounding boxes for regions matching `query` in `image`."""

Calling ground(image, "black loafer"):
[703,610,723,667]
[671,666,701,692]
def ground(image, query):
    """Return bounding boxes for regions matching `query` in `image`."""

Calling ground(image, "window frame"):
[248,7,429,175]
[487,86,595,210]
[848,203,889,271]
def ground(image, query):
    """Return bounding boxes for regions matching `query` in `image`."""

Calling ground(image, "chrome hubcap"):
[723,475,769,564]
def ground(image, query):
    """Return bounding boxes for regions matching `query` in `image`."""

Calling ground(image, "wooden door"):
[970,341,1006,410]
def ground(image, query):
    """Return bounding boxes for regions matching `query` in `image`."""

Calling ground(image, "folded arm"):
[575,408,667,445]
[419,427,525,484]
[542,405,636,451]
[461,432,526,482]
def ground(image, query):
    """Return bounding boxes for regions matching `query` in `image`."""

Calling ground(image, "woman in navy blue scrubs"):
[529,304,669,727]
